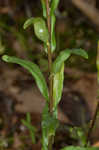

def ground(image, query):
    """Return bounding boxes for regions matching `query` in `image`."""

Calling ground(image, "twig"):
[85,42,99,146]
[85,101,99,146]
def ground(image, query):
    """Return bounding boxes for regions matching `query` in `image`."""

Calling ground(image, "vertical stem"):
[45,0,54,150]
[45,0,53,114]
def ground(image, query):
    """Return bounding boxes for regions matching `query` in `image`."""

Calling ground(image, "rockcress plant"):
[2,0,99,150]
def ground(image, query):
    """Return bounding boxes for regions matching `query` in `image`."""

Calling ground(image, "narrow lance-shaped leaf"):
[53,63,64,109]
[41,0,46,18]
[50,0,60,15]
[61,146,99,150]
[23,17,34,29]
[2,55,49,101]
[24,17,49,43]
[50,0,60,52]
[53,49,71,73]
[53,48,88,73]
[70,49,88,58]
[51,14,56,52]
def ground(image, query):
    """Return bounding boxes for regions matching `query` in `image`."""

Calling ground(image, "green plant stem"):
[45,0,53,115]
[45,0,54,149]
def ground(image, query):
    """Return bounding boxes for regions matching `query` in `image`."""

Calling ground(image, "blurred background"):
[0,0,99,149]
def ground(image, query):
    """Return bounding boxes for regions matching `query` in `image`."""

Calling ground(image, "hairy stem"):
[45,0,54,149]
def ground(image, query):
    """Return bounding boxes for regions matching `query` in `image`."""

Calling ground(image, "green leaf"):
[33,18,49,43]
[24,17,49,43]
[23,17,34,29]
[51,14,56,52]
[42,103,59,150]
[53,63,64,108]
[70,49,88,59]
[53,48,88,73]
[2,55,49,101]
[52,49,71,73]
[50,0,59,52]
[61,146,99,150]
[26,112,31,123]
[50,0,60,15]
[41,0,46,18]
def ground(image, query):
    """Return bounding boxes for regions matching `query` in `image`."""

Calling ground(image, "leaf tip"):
[23,18,34,30]
[2,55,9,62]
[23,22,28,30]
[86,54,88,59]
[84,53,88,59]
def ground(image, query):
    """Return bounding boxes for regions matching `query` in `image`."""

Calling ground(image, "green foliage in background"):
[22,112,36,144]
